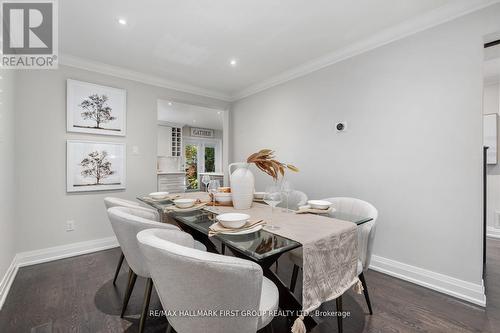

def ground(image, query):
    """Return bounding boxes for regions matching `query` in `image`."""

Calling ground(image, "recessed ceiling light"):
[217,111,222,115]
[229,59,237,67]
[192,119,196,123]
[118,18,127,25]
[168,101,172,106]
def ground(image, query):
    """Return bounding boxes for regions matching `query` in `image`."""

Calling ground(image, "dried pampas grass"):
[247,149,299,181]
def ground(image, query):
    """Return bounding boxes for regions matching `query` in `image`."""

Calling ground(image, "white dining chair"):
[104,197,160,286]
[137,228,279,333]
[278,190,308,211]
[288,197,378,318]
[107,206,206,333]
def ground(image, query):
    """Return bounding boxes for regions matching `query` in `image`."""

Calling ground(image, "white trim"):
[369,255,486,307]
[59,54,232,102]
[487,226,500,239]
[16,237,118,267]
[232,0,500,100]
[0,256,18,311]
[0,237,118,310]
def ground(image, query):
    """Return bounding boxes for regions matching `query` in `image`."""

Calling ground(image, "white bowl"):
[307,200,332,210]
[214,192,232,203]
[216,213,250,229]
[173,198,196,209]
[254,191,267,200]
[149,192,169,200]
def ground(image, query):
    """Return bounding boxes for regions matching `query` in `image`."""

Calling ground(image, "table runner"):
[169,192,359,313]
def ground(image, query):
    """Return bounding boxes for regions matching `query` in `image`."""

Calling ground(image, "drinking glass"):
[207,180,220,211]
[201,175,211,192]
[281,180,294,213]
[263,185,282,230]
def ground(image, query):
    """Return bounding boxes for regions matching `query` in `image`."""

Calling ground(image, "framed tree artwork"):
[67,79,126,136]
[67,140,126,192]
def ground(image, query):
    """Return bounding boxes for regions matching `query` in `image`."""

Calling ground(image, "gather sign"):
[190,127,214,138]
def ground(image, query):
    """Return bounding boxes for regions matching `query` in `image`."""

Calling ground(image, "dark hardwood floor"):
[1,239,500,333]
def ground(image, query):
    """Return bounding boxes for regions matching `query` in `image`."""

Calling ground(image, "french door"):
[183,138,221,191]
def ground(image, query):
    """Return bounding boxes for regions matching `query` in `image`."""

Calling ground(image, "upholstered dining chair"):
[278,190,308,211]
[288,197,378,319]
[107,206,206,333]
[137,228,279,333]
[104,197,160,286]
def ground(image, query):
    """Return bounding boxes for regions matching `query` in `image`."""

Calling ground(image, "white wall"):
[157,125,173,156]
[484,82,500,229]
[14,65,228,253]
[0,71,16,291]
[231,5,500,286]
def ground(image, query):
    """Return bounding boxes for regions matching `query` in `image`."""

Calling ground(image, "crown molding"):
[232,0,500,101]
[59,54,232,102]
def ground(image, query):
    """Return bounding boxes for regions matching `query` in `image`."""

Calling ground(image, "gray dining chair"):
[137,228,279,333]
[288,197,378,319]
[107,206,206,333]
[104,197,160,286]
[278,190,308,211]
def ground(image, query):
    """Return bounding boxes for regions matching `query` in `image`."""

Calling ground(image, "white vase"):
[228,162,255,210]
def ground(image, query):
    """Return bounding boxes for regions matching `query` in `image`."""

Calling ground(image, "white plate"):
[173,198,196,208]
[307,200,332,210]
[216,213,250,228]
[149,191,169,200]
[219,224,263,235]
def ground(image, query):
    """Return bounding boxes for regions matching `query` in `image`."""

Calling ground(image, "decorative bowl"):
[149,192,169,200]
[216,213,250,229]
[173,198,196,209]
[254,192,267,200]
[214,192,232,203]
[307,200,332,210]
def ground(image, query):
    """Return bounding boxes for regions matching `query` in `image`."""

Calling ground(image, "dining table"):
[137,192,373,329]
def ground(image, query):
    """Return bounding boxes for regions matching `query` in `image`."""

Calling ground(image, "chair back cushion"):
[278,190,308,211]
[104,197,160,221]
[107,206,178,277]
[323,197,378,271]
[137,228,263,333]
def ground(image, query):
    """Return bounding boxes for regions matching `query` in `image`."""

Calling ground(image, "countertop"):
[198,172,224,176]
[157,171,186,175]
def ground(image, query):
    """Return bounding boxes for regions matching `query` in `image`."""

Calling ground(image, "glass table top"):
[137,195,373,262]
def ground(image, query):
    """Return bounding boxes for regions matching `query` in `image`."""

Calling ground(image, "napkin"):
[208,219,265,237]
[163,202,207,212]
[146,194,181,202]
[295,205,336,215]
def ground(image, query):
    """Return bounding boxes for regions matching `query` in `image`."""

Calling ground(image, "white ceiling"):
[158,100,224,130]
[60,0,499,100]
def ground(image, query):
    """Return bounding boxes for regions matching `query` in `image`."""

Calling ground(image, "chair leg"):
[121,268,137,318]
[359,272,373,315]
[290,264,299,293]
[275,260,279,273]
[113,252,125,286]
[336,295,343,333]
[139,278,154,333]
[221,243,226,254]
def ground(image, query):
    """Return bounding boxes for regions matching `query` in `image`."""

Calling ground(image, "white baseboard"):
[0,236,118,310]
[0,256,19,311]
[16,236,118,267]
[369,255,486,307]
[487,226,500,239]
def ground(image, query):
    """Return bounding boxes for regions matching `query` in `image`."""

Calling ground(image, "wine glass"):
[263,185,282,230]
[207,180,220,211]
[281,180,294,213]
[201,175,211,192]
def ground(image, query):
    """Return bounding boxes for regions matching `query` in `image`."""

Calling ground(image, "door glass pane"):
[205,146,215,172]
[185,144,198,190]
